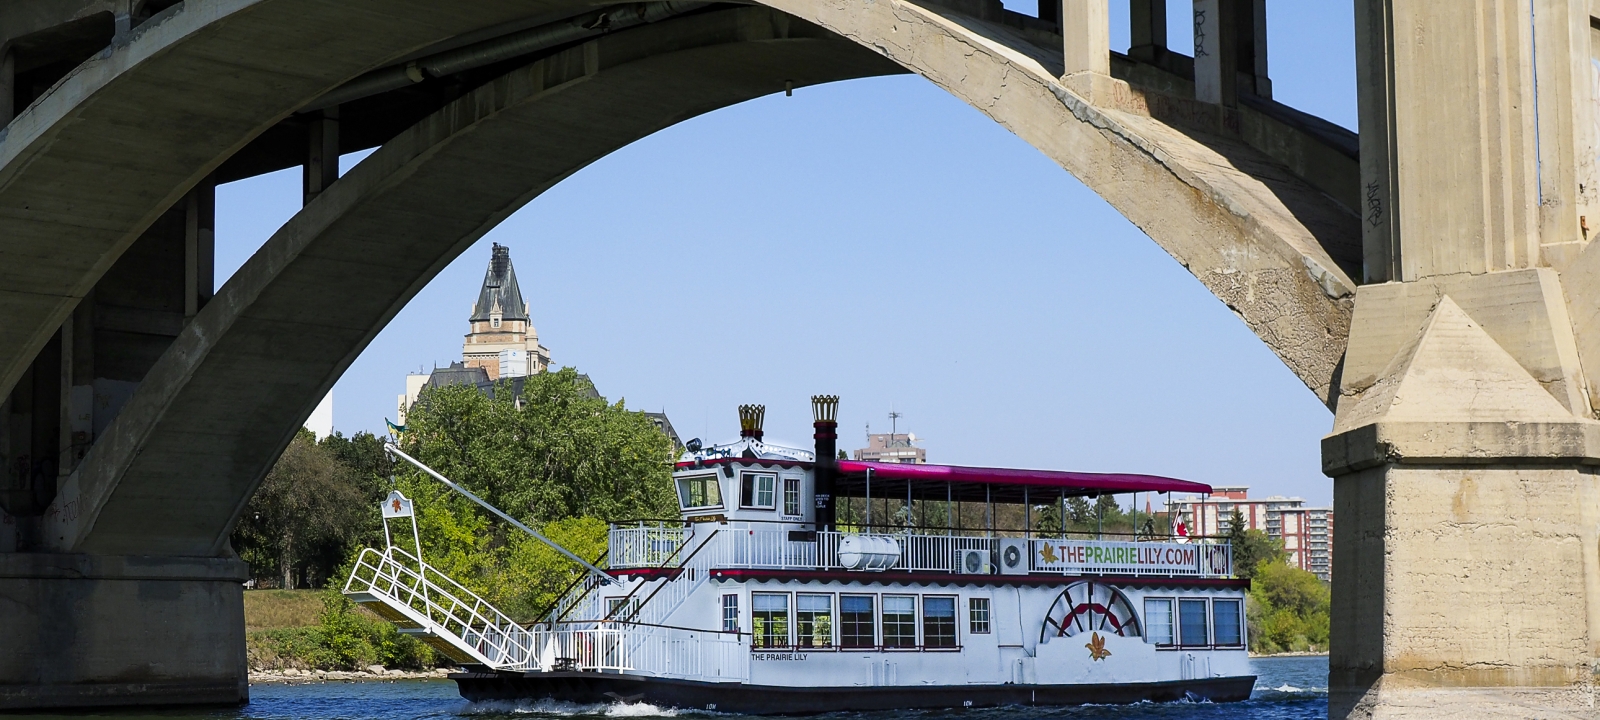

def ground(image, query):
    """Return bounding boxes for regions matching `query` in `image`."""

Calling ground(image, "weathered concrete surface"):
[59,7,899,557]
[0,0,681,410]
[1325,288,1600,718]
[0,0,1361,420]
[0,553,248,709]
[1327,465,1599,719]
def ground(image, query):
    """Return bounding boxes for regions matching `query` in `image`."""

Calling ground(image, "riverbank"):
[250,667,453,684]
[1249,651,1327,658]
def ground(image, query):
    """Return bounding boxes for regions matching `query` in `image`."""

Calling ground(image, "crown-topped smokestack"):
[812,395,839,532]
[811,395,839,424]
[738,404,765,440]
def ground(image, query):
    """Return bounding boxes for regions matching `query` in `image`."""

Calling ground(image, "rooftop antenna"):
[889,410,903,441]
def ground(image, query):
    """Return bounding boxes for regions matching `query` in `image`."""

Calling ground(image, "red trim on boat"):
[675,457,814,471]
[707,567,1248,589]
[835,460,1211,494]
[612,567,684,580]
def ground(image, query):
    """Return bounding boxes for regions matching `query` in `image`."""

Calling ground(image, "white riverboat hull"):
[450,670,1258,714]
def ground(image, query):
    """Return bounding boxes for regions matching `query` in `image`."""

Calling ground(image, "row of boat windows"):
[678,473,804,516]
[1145,597,1243,648]
[728,592,986,650]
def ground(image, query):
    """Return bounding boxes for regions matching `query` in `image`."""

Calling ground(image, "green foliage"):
[400,368,678,523]
[247,591,435,670]
[1246,559,1331,654]
[241,366,677,669]
[387,368,676,623]
[1066,496,1093,525]
[1226,509,1285,581]
[234,431,371,589]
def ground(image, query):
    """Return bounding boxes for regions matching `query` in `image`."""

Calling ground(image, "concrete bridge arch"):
[24,0,1585,717]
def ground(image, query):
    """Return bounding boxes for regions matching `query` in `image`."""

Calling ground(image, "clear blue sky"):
[215,3,1354,506]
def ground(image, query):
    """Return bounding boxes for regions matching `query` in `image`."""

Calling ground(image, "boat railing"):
[609,523,1234,577]
[531,622,749,680]
[608,523,688,568]
[344,546,536,669]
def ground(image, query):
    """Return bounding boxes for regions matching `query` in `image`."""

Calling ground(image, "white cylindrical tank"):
[838,535,901,571]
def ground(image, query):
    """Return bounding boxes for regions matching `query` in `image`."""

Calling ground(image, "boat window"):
[796,594,834,648]
[1144,598,1174,646]
[722,594,740,633]
[883,595,917,649]
[753,593,790,648]
[1178,598,1210,647]
[969,597,991,634]
[677,474,722,510]
[740,472,777,509]
[923,596,957,648]
[1212,599,1243,647]
[841,595,876,649]
[782,476,802,517]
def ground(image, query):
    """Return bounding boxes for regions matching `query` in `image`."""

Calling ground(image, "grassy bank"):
[244,589,439,671]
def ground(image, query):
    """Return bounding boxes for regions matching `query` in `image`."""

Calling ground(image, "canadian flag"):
[1175,519,1189,538]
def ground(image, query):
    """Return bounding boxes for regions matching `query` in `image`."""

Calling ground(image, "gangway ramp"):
[344,545,535,669]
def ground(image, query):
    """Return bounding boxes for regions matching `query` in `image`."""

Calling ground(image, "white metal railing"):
[533,625,746,679]
[344,546,536,669]
[531,624,749,680]
[609,524,1234,577]
[346,545,748,679]
[608,523,689,568]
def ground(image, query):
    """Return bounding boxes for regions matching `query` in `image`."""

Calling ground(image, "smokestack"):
[812,395,839,531]
[738,404,765,441]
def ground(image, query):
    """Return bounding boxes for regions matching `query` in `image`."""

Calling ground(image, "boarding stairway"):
[344,545,537,669]
[344,495,745,679]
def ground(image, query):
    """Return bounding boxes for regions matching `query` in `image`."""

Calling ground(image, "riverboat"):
[344,397,1254,713]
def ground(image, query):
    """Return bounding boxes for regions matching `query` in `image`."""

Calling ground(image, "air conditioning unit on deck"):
[956,548,991,575]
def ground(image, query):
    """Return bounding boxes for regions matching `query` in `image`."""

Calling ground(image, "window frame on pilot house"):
[740,472,778,510]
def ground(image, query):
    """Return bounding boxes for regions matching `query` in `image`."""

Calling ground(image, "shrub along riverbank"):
[1227,510,1331,654]
[245,590,438,671]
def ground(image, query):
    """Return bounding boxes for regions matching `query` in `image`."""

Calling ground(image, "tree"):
[234,431,368,588]
[1247,560,1331,653]
[1225,509,1284,580]
[400,368,679,526]
[1066,496,1093,526]
[391,367,679,621]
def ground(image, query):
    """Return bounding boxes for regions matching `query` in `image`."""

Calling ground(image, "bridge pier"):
[1323,280,1600,717]
[1327,0,1600,715]
[0,553,247,710]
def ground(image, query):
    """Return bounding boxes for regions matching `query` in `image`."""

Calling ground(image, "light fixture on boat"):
[738,404,765,440]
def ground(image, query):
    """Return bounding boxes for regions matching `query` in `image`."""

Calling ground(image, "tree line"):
[1225,509,1331,654]
[232,367,679,616]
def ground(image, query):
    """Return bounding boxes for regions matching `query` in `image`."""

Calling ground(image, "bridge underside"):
[7,0,1595,717]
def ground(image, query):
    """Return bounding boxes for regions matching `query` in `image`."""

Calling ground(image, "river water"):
[20,656,1326,720]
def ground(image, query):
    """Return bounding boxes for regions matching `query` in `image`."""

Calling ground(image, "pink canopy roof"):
[835,460,1211,496]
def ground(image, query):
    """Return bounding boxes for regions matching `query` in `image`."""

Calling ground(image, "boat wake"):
[460,697,687,718]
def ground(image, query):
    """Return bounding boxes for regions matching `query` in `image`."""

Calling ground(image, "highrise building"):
[462,243,550,381]
[853,433,926,464]
[1167,487,1334,582]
